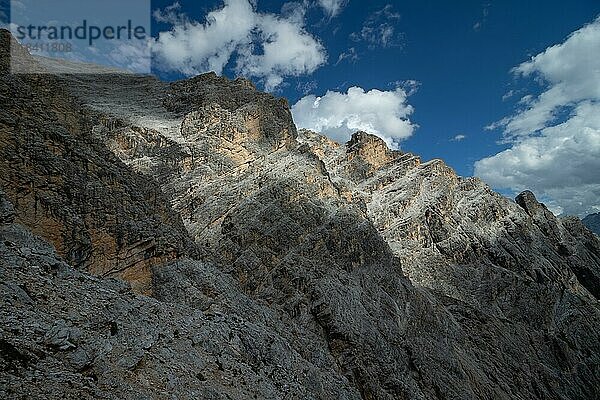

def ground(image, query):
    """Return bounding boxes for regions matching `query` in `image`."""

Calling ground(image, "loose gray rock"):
[1,28,600,400]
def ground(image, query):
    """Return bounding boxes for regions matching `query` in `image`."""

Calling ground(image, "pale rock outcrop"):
[2,29,600,400]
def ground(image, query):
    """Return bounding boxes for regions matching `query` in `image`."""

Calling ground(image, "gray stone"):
[1,28,600,400]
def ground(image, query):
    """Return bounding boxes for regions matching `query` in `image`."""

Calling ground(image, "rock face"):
[583,213,600,235]
[0,31,196,294]
[2,29,600,399]
[0,207,362,399]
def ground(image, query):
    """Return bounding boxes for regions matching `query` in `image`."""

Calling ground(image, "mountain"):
[583,213,600,235]
[1,29,600,399]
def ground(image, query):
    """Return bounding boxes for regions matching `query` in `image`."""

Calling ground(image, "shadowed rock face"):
[2,29,600,400]
[0,30,196,294]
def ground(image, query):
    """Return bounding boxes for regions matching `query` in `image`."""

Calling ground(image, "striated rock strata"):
[1,29,600,399]
[0,31,196,294]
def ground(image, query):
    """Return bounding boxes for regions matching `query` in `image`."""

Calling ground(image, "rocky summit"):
[1,29,600,400]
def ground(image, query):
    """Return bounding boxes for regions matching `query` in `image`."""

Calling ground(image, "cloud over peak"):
[291,85,417,149]
[153,0,326,91]
[496,16,600,138]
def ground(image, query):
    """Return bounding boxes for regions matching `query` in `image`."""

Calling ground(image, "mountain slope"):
[1,30,600,399]
[0,32,197,294]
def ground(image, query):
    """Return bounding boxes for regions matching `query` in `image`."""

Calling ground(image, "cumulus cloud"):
[280,1,308,24]
[317,0,347,18]
[451,134,467,142]
[350,5,403,49]
[497,17,600,138]
[475,17,600,216]
[291,86,417,148]
[236,12,327,91]
[153,0,326,90]
[153,2,184,24]
[153,0,256,76]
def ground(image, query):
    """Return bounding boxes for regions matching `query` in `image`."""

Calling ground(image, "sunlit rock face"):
[2,29,600,400]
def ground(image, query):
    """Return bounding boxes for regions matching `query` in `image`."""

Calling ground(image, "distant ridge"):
[583,213,600,235]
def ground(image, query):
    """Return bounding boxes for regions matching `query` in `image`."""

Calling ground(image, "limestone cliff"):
[0,31,197,294]
[1,30,600,400]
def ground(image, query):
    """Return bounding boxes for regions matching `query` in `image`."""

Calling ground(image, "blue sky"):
[3,0,151,73]
[149,0,598,173]
[148,0,600,215]
[3,0,600,215]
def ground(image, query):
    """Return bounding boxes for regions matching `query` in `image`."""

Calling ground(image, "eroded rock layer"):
[1,30,600,399]
[0,32,196,294]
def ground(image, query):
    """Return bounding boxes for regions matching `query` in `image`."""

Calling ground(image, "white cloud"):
[153,0,326,90]
[350,5,403,49]
[296,80,318,95]
[393,79,420,96]
[335,47,358,65]
[236,12,327,91]
[501,90,514,101]
[153,0,256,76]
[498,16,600,138]
[318,0,347,18]
[291,86,416,148]
[280,1,308,24]
[153,2,183,24]
[107,38,153,74]
[475,17,600,216]
[451,134,467,142]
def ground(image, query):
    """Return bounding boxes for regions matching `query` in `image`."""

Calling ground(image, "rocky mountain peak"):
[515,190,566,244]
[343,131,403,179]
[0,28,27,73]
[515,190,545,214]
[164,72,297,152]
[0,35,197,294]
[0,28,9,60]
[346,130,395,157]
[2,32,600,399]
